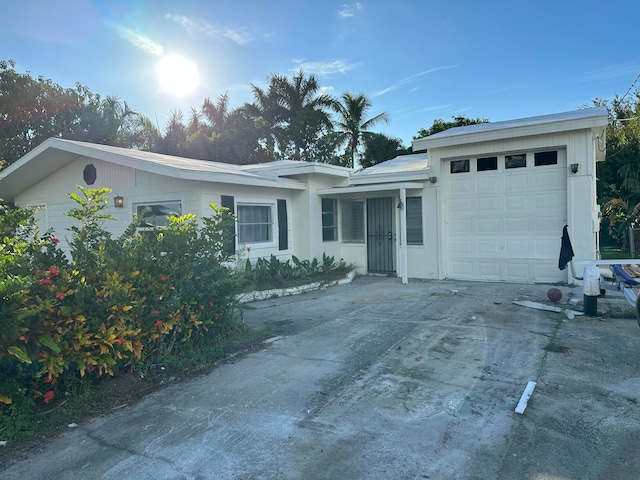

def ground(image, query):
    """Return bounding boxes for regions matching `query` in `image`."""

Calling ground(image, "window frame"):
[321,198,338,242]
[341,199,365,243]
[133,200,183,229]
[505,154,527,169]
[450,159,470,174]
[477,156,498,172]
[236,201,277,247]
[534,150,558,166]
[405,196,423,245]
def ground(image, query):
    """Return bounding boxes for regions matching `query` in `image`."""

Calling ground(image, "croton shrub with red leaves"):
[0,187,240,413]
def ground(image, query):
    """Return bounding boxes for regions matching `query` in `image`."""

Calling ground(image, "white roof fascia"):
[350,170,432,185]
[0,138,307,196]
[413,108,609,150]
[317,182,424,196]
[242,161,351,178]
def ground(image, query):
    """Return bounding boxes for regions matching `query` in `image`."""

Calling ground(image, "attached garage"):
[444,149,567,282]
[411,107,609,284]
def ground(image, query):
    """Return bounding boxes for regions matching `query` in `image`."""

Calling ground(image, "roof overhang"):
[413,107,609,151]
[0,138,307,202]
[317,182,425,196]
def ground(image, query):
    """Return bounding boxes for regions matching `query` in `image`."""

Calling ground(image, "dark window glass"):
[450,159,470,173]
[406,197,423,245]
[321,198,337,242]
[505,154,526,169]
[477,157,498,171]
[534,150,558,166]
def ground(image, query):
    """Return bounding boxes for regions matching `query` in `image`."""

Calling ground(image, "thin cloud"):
[112,24,164,56]
[292,58,363,76]
[165,14,261,46]
[373,65,458,97]
[338,2,363,18]
[579,62,640,83]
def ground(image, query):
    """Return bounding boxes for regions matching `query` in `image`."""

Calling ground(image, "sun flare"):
[156,55,199,97]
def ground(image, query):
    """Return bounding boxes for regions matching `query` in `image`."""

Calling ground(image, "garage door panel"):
[477,176,500,193]
[477,196,501,212]
[477,239,501,255]
[477,218,501,233]
[505,194,529,211]
[534,261,563,283]
[449,197,474,213]
[449,259,475,278]
[450,177,474,194]
[505,174,529,191]
[445,152,567,283]
[505,262,532,281]
[449,219,474,234]
[505,239,529,255]
[505,217,529,233]
[534,191,564,209]
[534,238,559,256]
[533,170,564,190]
[451,239,473,255]
[534,215,564,233]
[478,262,501,280]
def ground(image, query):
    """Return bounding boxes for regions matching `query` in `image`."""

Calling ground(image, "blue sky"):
[2,0,640,148]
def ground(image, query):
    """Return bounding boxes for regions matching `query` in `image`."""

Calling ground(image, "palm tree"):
[201,93,231,134]
[269,70,336,161]
[333,92,389,169]
[245,83,286,159]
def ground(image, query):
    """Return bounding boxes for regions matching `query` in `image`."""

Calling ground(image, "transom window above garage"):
[477,156,498,171]
[450,159,470,173]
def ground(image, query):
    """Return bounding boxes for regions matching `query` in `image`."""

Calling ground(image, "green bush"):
[0,186,240,437]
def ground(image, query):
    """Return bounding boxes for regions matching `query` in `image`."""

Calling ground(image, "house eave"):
[317,182,425,196]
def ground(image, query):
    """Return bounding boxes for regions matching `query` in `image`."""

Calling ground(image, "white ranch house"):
[0,107,608,284]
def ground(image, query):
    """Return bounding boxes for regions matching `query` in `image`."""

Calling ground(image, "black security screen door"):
[367,197,395,273]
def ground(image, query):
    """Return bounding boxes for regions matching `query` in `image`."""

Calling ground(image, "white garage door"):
[445,151,566,282]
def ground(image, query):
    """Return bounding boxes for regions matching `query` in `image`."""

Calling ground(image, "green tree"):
[268,71,335,161]
[333,93,389,169]
[361,133,408,168]
[0,59,140,165]
[593,93,640,247]
[413,115,489,139]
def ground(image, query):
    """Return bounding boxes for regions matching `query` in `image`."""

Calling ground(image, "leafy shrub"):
[0,186,240,436]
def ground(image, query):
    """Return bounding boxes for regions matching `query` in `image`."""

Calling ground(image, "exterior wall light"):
[570,164,579,174]
[114,196,124,208]
[429,176,438,184]
[397,201,404,209]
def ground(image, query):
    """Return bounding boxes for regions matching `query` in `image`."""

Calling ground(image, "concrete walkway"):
[3,276,640,479]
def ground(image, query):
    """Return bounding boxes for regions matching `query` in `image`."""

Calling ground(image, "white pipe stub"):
[515,381,537,414]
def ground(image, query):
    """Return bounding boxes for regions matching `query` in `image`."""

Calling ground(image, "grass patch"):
[601,246,634,260]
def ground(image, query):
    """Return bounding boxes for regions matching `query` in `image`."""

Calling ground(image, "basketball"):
[547,288,562,302]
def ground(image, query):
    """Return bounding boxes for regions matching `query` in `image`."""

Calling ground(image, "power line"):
[620,72,640,103]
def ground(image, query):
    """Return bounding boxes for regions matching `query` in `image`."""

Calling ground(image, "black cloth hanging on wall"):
[558,225,575,271]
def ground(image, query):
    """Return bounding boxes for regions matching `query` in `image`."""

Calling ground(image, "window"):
[535,150,558,166]
[237,205,273,244]
[322,198,338,242]
[136,201,182,228]
[341,200,365,243]
[477,157,497,171]
[450,159,470,173]
[406,197,423,245]
[505,154,526,169]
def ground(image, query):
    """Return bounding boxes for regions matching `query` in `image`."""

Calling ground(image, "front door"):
[367,197,395,274]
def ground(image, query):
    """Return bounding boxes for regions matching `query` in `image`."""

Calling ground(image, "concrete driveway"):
[3,276,640,479]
